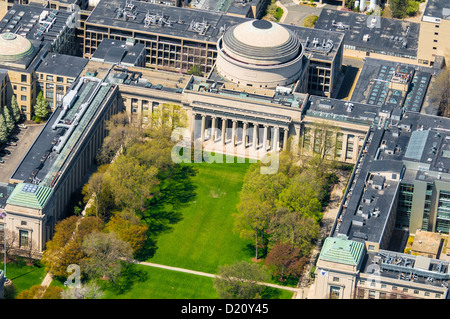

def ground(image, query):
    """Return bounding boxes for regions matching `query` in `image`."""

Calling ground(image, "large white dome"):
[215,20,306,88]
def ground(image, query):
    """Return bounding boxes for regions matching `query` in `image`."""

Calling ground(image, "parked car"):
[6,141,17,146]
[0,158,4,163]
[18,123,27,129]
[0,149,10,156]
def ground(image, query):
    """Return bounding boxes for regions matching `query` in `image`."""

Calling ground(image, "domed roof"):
[0,33,34,61]
[221,20,301,65]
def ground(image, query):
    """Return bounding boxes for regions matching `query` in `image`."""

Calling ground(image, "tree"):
[2,229,18,262]
[214,261,269,299]
[429,68,450,117]
[34,91,49,119]
[61,282,104,299]
[96,112,143,164]
[16,285,63,299]
[186,64,203,76]
[106,214,148,256]
[82,231,133,283]
[389,0,408,18]
[3,106,14,133]
[108,154,160,212]
[265,242,307,281]
[0,113,8,143]
[41,216,104,278]
[268,208,320,256]
[234,165,288,260]
[406,0,419,16]
[10,95,21,123]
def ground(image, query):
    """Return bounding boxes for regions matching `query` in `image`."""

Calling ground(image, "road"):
[0,124,44,183]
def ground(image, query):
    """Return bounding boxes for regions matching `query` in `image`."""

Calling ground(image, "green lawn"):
[103,264,219,299]
[147,158,254,274]
[0,260,47,293]
[102,264,294,299]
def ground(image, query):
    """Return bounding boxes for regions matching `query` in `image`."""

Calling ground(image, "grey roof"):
[36,53,88,78]
[0,4,74,45]
[85,0,343,62]
[423,0,450,20]
[10,78,115,187]
[91,38,146,66]
[306,95,380,127]
[350,58,433,113]
[314,9,419,59]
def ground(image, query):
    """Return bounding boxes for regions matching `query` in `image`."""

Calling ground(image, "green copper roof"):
[6,183,53,210]
[319,236,365,266]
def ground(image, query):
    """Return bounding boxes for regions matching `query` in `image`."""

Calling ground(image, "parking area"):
[0,123,44,183]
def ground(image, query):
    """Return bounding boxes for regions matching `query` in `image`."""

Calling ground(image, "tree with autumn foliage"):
[264,242,307,282]
[16,285,63,299]
[41,216,104,279]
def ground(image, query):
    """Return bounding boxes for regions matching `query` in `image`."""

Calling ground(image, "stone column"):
[222,118,227,145]
[243,121,248,148]
[191,112,196,141]
[232,119,237,147]
[201,114,206,142]
[211,116,216,141]
[273,126,279,151]
[283,128,288,150]
[263,124,268,151]
[253,123,258,150]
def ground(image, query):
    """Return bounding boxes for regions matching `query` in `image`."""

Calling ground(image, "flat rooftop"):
[86,0,343,62]
[190,0,260,16]
[314,9,419,59]
[350,58,432,113]
[363,250,450,289]
[0,4,75,45]
[36,53,88,78]
[305,95,381,127]
[10,74,115,193]
[90,38,146,66]
[423,0,450,20]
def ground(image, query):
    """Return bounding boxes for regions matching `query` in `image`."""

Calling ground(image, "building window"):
[413,290,419,294]
[424,292,430,297]
[21,221,27,226]
[329,286,340,299]
[21,95,27,101]
[333,277,340,282]
[436,293,441,298]
[368,290,376,299]
[46,75,54,81]
[381,284,387,289]
[21,74,27,83]
[433,47,437,50]
[21,86,27,92]
[379,292,387,299]
[19,230,29,247]
[57,77,64,83]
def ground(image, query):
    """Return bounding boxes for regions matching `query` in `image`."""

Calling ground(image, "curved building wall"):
[216,37,305,88]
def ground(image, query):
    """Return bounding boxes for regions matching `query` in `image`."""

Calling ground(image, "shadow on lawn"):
[103,263,149,295]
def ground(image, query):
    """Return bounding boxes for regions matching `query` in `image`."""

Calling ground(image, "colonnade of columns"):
[192,113,289,152]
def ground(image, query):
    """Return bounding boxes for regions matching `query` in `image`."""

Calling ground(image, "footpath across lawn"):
[147,156,254,274]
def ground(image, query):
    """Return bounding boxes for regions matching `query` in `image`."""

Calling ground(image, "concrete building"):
[315,9,420,63]
[417,0,450,67]
[83,0,344,97]
[314,236,449,299]
[36,53,88,110]
[3,66,120,254]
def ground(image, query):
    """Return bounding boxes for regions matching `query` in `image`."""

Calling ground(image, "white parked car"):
[18,124,27,129]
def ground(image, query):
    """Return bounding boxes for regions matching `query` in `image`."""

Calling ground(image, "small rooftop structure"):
[319,236,365,267]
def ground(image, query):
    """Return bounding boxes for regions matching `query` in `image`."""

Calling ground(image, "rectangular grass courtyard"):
[147,156,254,275]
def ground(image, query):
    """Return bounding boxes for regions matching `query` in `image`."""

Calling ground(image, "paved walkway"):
[134,260,299,293]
